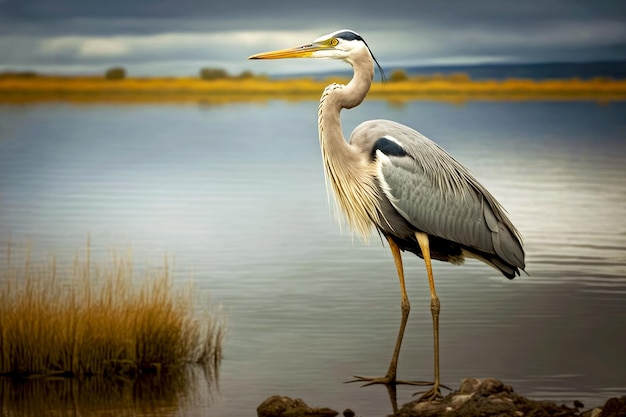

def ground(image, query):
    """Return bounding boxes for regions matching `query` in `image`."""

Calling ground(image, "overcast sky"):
[1,0,625,76]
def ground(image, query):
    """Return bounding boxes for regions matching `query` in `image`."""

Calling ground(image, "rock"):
[395,378,581,417]
[599,395,626,417]
[257,396,303,417]
[258,381,625,417]
[257,395,339,417]
[581,409,603,417]
[458,377,514,396]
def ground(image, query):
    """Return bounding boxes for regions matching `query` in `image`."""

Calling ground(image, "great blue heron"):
[249,29,525,401]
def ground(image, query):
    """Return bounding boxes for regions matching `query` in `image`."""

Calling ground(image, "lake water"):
[1,98,625,416]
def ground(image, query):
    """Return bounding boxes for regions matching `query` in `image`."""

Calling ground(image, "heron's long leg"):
[349,236,451,398]
[415,231,444,401]
[383,237,411,381]
[349,237,410,385]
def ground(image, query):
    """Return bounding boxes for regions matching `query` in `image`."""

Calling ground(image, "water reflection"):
[0,365,217,416]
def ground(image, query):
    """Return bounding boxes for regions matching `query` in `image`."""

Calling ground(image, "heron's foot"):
[348,375,444,388]
[413,381,450,402]
[347,374,396,387]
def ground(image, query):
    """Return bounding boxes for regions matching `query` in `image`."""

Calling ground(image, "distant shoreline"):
[2,75,626,103]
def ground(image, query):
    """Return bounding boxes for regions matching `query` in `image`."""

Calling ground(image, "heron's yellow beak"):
[248,42,328,60]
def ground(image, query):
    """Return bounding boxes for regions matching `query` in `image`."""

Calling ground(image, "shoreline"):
[257,378,626,417]
[2,76,626,103]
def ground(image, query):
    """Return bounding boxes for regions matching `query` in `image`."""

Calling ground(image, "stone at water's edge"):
[598,396,626,417]
[258,378,626,417]
[397,378,626,417]
[257,395,339,417]
[397,377,573,416]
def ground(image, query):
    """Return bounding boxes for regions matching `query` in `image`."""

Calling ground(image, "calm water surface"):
[1,99,625,416]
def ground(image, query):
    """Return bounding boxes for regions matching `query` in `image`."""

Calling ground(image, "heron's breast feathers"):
[322,149,385,242]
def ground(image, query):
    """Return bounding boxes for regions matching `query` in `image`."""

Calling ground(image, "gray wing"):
[350,119,525,270]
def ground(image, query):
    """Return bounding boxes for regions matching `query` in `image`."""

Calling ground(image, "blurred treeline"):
[0,66,262,80]
[1,66,625,103]
[1,66,622,83]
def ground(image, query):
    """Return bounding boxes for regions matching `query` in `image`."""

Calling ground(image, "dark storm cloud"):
[2,0,623,21]
[1,0,625,75]
[3,0,625,35]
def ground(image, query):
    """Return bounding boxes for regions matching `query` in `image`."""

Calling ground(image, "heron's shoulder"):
[351,119,482,204]
[349,119,438,157]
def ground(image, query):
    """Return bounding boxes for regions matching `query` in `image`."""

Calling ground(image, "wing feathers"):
[355,120,525,273]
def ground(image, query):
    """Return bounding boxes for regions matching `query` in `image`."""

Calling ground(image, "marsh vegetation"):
[0,241,225,380]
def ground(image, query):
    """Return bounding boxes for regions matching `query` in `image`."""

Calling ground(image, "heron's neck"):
[317,50,380,240]
[317,50,374,160]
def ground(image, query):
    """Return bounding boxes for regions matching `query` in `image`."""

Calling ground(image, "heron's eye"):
[330,38,339,46]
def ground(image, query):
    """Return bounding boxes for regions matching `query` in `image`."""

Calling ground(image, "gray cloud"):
[1,0,625,75]
[4,0,624,23]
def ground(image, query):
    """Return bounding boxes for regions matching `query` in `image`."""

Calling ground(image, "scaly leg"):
[349,236,411,385]
[414,231,444,402]
[349,235,450,397]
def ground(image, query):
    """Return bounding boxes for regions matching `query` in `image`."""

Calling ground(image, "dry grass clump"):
[0,243,225,379]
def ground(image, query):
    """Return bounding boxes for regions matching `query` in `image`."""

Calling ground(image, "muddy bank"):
[257,378,626,417]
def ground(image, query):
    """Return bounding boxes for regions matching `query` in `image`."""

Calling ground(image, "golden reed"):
[0,240,225,379]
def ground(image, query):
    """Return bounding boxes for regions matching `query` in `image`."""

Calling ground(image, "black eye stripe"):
[334,31,364,42]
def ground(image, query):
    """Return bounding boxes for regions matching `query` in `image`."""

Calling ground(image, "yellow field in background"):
[1,74,626,103]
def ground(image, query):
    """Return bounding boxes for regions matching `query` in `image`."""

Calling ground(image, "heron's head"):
[248,29,385,80]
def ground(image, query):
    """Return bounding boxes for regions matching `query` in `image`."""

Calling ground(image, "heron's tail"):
[462,248,525,280]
